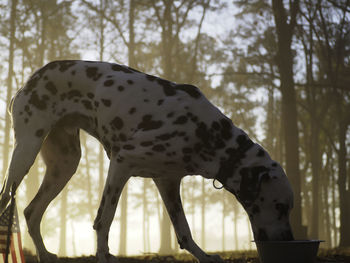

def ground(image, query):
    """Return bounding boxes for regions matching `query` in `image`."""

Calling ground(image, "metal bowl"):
[254,240,324,263]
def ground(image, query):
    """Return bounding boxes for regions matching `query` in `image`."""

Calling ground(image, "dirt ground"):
[24,254,350,263]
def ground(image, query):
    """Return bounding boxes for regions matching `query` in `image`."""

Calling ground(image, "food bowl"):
[254,240,324,263]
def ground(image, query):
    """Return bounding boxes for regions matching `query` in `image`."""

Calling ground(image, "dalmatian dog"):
[0,60,294,263]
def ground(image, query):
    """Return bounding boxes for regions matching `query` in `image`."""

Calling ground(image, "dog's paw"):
[96,252,119,263]
[200,254,225,263]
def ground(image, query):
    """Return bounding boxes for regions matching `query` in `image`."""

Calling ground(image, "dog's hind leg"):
[24,126,81,263]
[0,131,47,213]
[153,178,224,263]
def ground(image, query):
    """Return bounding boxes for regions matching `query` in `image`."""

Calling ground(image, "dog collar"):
[213,138,255,189]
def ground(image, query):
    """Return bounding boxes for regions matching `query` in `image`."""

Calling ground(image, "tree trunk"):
[247,215,253,249]
[143,180,147,252]
[98,0,105,200]
[331,167,338,247]
[272,0,306,239]
[2,0,17,179]
[201,178,206,249]
[158,1,174,254]
[323,175,331,247]
[265,88,276,155]
[24,161,39,252]
[159,204,172,254]
[233,200,239,250]
[191,178,196,241]
[83,135,96,252]
[58,187,68,256]
[337,119,350,247]
[119,0,137,255]
[222,191,225,251]
[310,120,320,239]
[38,2,47,67]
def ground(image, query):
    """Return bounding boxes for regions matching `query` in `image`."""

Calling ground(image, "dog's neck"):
[192,118,262,182]
[214,136,255,187]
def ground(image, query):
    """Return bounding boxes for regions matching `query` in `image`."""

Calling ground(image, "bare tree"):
[272,0,306,239]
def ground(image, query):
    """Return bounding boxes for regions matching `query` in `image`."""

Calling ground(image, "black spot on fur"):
[119,133,127,142]
[112,146,120,153]
[275,203,290,220]
[35,129,44,137]
[176,84,201,98]
[173,116,188,125]
[157,78,176,96]
[127,79,134,85]
[220,118,232,140]
[152,144,165,152]
[104,80,114,87]
[212,121,220,130]
[101,99,111,107]
[111,64,133,73]
[87,92,94,99]
[272,162,278,167]
[146,74,156,82]
[137,115,163,131]
[123,145,135,150]
[110,116,124,130]
[156,133,174,141]
[82,100,93,110]
[237,166,269,207]
[140,141,153,147]
[86,67,102,81]
[257,149,265,157]
[29,91,47,110]
[45,81,57,95]
[118,85,125,91]
[236,134,248,147]
[167,112,174,118]
[67,90,82,99]
[57,61,76,72]
[157,99,164,106]
[25,76,39,94]
[129,107,136,114]
[182,148,192,154]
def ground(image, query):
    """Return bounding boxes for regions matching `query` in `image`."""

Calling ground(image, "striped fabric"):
[0,204,25,263]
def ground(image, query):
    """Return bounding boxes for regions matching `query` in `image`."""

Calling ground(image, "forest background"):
[0,0,349,258]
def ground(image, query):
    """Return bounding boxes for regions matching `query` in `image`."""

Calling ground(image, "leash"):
[5,183,16,263]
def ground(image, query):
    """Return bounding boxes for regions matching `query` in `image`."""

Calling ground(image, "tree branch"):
[81,0,129,47]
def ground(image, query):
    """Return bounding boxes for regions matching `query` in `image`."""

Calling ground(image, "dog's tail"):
[8,97,14,115]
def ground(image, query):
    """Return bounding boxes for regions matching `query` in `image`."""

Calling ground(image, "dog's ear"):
[236,166,270,207]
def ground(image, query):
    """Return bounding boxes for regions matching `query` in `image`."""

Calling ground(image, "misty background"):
[0,0,349,258]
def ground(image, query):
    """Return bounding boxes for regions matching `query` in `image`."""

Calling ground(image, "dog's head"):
[216,143,294,241]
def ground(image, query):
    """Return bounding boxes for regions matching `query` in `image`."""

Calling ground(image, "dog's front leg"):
[94,159,130,263]
[153,178,224,263]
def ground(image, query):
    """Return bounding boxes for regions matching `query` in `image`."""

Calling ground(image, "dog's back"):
[11,60,233,177]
